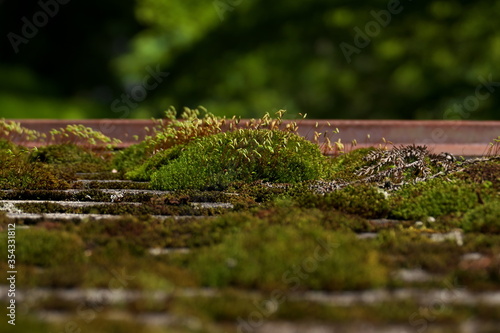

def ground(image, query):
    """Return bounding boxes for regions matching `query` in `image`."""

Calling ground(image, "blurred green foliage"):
[1,0,500,119]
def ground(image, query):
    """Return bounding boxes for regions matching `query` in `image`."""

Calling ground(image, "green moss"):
[0,138,22,153]
[126,144,186,181]
[461,200,500,233]
[3,125,500,326]
[0,189,96,201]
[298,183,390,219]
[150,129,331,190]
[28,144,112,173]
[16,201,229,216]
[254,205,373,232]
[79,216,167,254]
[189,227,387,291]
[177,292,488,327]
[454,260,500,291]
[0,143,113,190]
[0,315,199,333]
[228,181,290,203]
[462,234,500,254]
[0,228,84,267]
[0,153,73,190]
[162,213,257,247]
[75,171,124,180]
[390,178,479,220]
[376,230,465,275]
[112,140,149,173]
[28,144,99,164]
[155,190,246,207]
[0,315,53,333]
[79,213,253,250]
[111,107,230,175]
[455,160,500,191]
[16,202,68,214]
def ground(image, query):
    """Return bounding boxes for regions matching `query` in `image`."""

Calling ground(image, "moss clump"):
[298,183,390,219]
[79,216,163,255]
[461,201,500,233]
[163,212,258,247]
[28,144,111,173]
[16,201,228,216]
[189,226,387,291]
[376,230,465,274]
[78,213,254,251]
[125,144,185,181]
[0,228,84,267]
[455,160,500,191]
[112,140,149,173]
[86,201,370,248]
[254,205,373,232]
[153,190,240,206]
[112,107,228,174]
[150,129,331,190]
[0,138,21,153]
[228,181,291,203]
[0,153,73,190]
[0,143,108,190]
[0,189,99,201]
[28,144,98,164]
[390,178,479,220]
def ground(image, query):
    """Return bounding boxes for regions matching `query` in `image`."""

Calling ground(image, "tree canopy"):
[1,0,499,119]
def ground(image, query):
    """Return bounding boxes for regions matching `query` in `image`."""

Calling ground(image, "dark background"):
[1,0,499,120]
